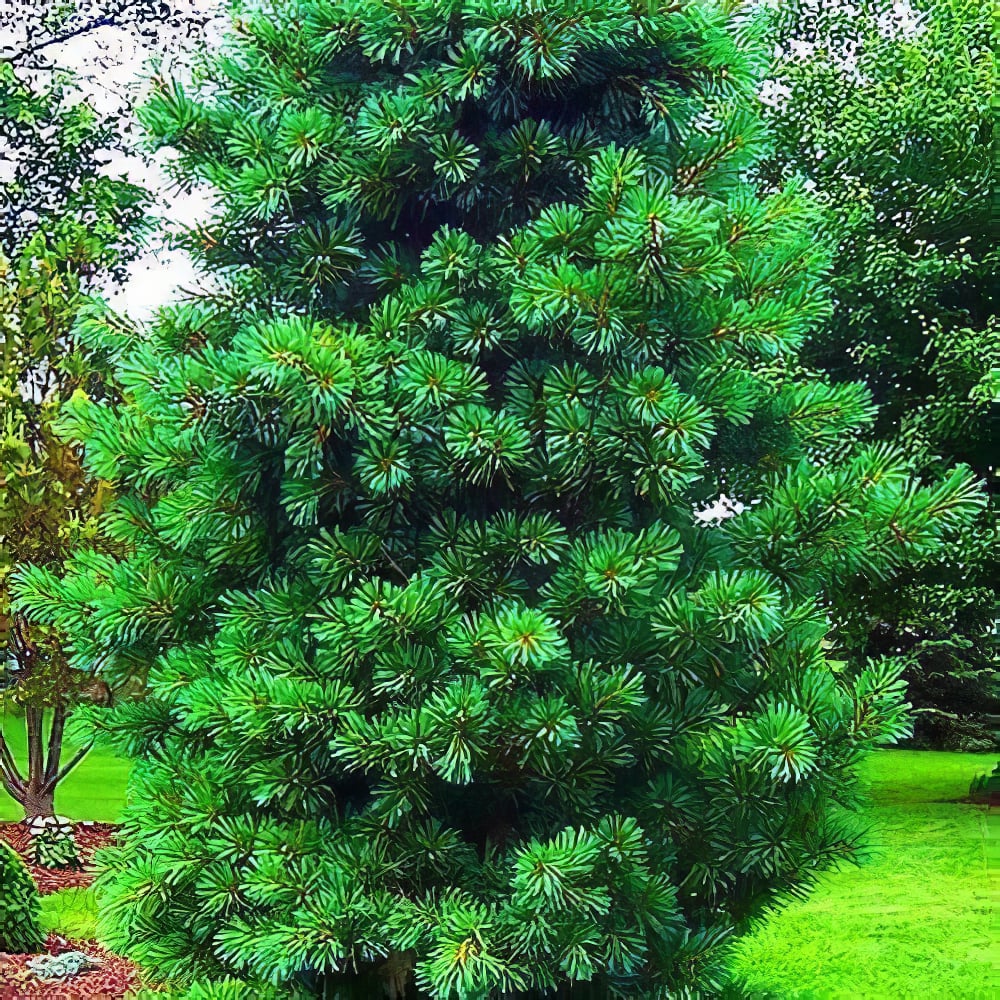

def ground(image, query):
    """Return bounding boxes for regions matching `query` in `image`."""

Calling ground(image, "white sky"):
[1,1,226,320]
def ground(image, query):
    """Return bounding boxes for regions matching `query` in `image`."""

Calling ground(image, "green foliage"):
[0,58,144,643]
[38,886,98,940]
[0,239,113,672]
[12,0,987,996]
[31,826,80,869]
[0,59,147,269]
[761,0,995,469]
[0,840,44,953]
[760,0,998,749]
[0,51,148,816]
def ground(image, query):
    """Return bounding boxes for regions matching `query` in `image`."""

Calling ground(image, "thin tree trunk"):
[0,729,25,799]
[44,704,66,786]
[22,704,54,819]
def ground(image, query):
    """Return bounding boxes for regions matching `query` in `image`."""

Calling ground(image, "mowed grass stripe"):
[729,750,997,1000]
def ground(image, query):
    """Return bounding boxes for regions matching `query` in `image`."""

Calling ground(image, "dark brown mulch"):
[0,935,141,998]
[0,824,118,895]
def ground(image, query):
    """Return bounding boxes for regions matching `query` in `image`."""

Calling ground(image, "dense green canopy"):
[13,1,985,996]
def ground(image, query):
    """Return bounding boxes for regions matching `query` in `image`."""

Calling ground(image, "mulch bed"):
[0,935,141,998]
[0,823,118,895]
[0,823,148,997]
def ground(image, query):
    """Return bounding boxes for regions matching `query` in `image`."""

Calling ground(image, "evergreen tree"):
[0,60,148,817]
[14,0,985,995]
[0,840,44,953]
[760,0,998,750]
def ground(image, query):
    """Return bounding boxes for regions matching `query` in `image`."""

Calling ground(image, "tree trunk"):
[44,703,67,787]
[21,783,55,820]
[22,704,55,819]
[2,702,91,820]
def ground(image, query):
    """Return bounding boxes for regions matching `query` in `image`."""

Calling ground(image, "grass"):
[0,707,130,823]
[3,706,996,998]
[39,887,99,940]
[728,749,998,1000]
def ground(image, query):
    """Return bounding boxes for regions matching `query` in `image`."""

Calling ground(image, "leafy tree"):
[761,0,998,749]
[0,58,147,817]
[14,0,985,995]
[0,0,216,81]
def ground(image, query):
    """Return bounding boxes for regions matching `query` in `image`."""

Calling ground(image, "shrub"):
[39,887,98,940]
[0,840,44,953]
[32,828,82,870]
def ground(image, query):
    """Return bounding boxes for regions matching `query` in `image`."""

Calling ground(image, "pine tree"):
[760,0,998,750]
[14,1,985,996]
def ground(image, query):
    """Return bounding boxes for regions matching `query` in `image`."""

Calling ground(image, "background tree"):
[0,0,216,88]
[15,0,985,996]
[760,0,998,750]
[0,57,148,818]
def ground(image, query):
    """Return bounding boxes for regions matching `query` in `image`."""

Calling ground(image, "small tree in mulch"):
[0,841,43,953]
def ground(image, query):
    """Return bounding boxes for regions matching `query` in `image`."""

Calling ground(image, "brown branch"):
[0,730,26,794]
[1,772,25,804]
[675,136,745,193]
[41,740,94,795]
[381,543,410,585]
[10,613,37,669]
[25,704,44,788]
[5,0,204,64]
[44,703,67,784]
[8,7,122,62]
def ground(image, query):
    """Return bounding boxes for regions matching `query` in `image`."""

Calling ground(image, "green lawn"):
[40,887,99,940]
[3,709,996,999]
[729,749,998,1000]
[0,708,130,823]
